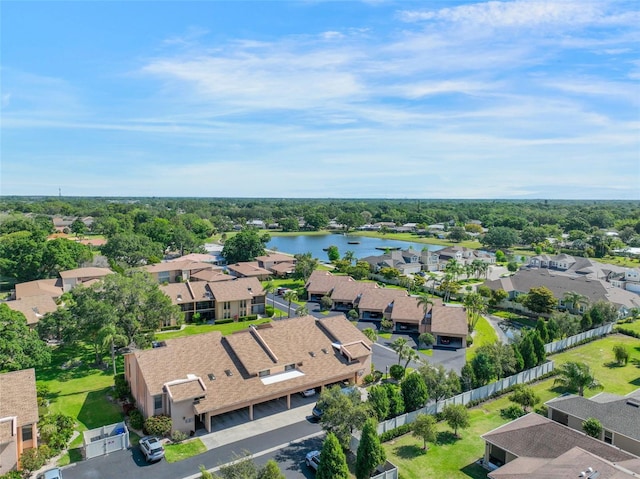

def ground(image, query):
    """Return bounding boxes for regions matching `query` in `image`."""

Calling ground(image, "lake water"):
[267,234,442,261]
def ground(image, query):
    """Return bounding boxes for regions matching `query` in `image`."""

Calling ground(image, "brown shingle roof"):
[270,262,296,274]
[226,262,272,278]
[482,413,635,463]
[191,270,233,282]
[129,316,371,416]
[255,253,295,263]
[430,303,468,337]
[358,288,407,312]
[390,296,425,323]
[331,280,377,303]
[0,369,38,429]
[208,277,264,302]
[4,295,58,326]
[143,260,214,274]
[165,378,207,402]
[59,267,112,279]
[159,283,194,304]
[14,278,63,300]
[305,271,352,295]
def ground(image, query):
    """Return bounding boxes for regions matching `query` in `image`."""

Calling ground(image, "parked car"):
[40,469,63,479]
[277,287,290,295]
[139,436,165,462]
[300,388,316,397]
[305,450,321,471]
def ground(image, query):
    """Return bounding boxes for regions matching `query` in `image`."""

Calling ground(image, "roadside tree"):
[355,418,386,479]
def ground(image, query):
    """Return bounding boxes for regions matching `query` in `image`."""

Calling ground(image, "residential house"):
[546,390,640,457]
[361,249,423,275]
[124,316,372,434]
[436,246,495,269]
[190,270,234,283]
[482,413,640,477]
[330,280,378,311]
[160,277,265,323]
[484,268,640,318]
[59,267,113,292]
[226,262,272,281]
[14,279,63,301]
[305,271,354,301]
[0,369,38,473]
[429,302,468,348]
[4,295,58,327]
[143,260,216,284]
[255,253,296,277]
[358,288,408,321]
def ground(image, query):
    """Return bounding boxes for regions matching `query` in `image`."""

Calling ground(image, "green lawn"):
[158,318,272,340]
[466,316,498,362]
[386,333,640,479]
[489,310,537,329]
[617,319,640,334]
[164,438,207,463]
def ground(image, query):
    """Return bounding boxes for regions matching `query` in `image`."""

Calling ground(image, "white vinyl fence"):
[544,323,613,354]
[83,422,129,460]
[377,361,554,434]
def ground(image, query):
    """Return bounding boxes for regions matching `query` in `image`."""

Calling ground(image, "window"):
[154,395,162,411]
[223,302,231,310]
[258,369,270,377]
[604,430,613,444]
[22,425,33,441]
[284,364,296,371]
[240,300,247,308]
[158,272,170,283]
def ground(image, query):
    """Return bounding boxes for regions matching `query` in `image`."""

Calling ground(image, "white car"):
[40,469,63,479]
[300,388,316,397]
[139,436,165,462]
[305,450,321,471]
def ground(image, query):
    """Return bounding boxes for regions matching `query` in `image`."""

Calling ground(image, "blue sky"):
[1,1,639,199]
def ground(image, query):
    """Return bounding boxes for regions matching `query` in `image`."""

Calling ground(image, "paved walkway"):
[199,403,316,450]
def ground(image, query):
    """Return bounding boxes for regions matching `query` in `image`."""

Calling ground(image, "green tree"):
[316,433,349,479]
[318,385,371,449]
[214,451,258,479]
[585,301,618,327]
[448,226,468,242]
[517,333,537,369]
[613,343,630,366]
[0,304,51,372]
[102,233,163,267]
[418,332,435,349]
[283,289,298,318]
[199,465,214,479]
[293,252,319,282]
[489,289,508,307]
[279,217,299,232]
[471,349,496,385]
[412,413,437,451]
[327,245,340,262]
[562,291,589,314]
[508,385,539,412]
[401,372,428,412]
[443,403,470,438]
[367,385,390,421]
[361,327,378,343]
[355,418,386,479]
[263,281,276,310]
[0,231,44,282]
[481,227,520,250]
[522,286,557,315]
[416,294,433,322]
[257,460,285,479]
[419,363,460,404]
[531,331,546,365]
[582,418,603,439]
[41,238,92,278]
[390,337,408,365]
[460,362,476,391]
[553,361,603,396]
[384,383,405,418]
[463,292,487,333]
[222,229,270,263]
[70,218,87,236]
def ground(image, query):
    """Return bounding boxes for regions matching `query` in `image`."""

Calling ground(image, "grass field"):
[158,318,272,340]
[164,439,207,463]
[617,319,640,334]
[385,334,640,479]
[466,316,498,362]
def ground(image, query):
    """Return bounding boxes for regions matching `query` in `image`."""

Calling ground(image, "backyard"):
[384,333,640,479]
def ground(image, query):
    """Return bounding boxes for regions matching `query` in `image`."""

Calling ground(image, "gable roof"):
[546,390,640,442]
[143,260,214,274]
[390,296,426,322]
[190,270,234,282]
[0,369,38,431]
[4,295,58,326]
[330,280,378,303]
[358,288,408,312]
[482,413,635,463]
[226,262,272,278]
[14,278,63,300]
[430,303,468,336]
[207,277,264,302]
[305,270,353,295]
[58,267,112,279]
[128,315,371,415]
[255,253,295,263]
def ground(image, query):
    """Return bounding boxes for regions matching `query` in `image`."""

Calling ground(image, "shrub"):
[129,409,144,430]
[114,373,130,399]
[348,309,359,320]
[0,470,22,479]
[613,343,630,365]
[380,318,393,331]
[500,404,526,420]
[265,305,275,317]
[389,364,405,381]
[239,314,258,322]
[582,417,603,438]
[379,423,414,443]
[171,430,188,443]
[144,415,172,436]
[363,374,376,385]
[19,447,47,473]
[214,318,234,325]
[466,335,474,346]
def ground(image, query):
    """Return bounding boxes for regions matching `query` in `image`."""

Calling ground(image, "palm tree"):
[283,290,298,318]
[390,337,408,365]
[426,273,439,295]
[343,250,356,265]
[416,294,434,323]
[99,323,127,376]
[295,305,309,317]
[464,292,487,333]
[361,327,378,343]
[563,291,589,314]
[445,259,463,282]
[439,274,460,303]
[403,347,421,372]
[263,281,276,310]
[553,361,603,396]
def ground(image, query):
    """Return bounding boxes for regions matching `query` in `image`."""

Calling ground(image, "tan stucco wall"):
[0,440,18,473]
[169,400,196,434]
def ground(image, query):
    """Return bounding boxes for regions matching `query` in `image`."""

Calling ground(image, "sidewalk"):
[198,402,316,450]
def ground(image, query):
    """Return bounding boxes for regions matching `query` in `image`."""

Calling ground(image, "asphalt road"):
[62,420,322,479]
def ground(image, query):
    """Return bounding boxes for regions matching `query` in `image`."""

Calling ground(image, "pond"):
[267,233,442,261]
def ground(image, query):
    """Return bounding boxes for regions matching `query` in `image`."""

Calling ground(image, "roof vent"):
[208,373,215,381]
[321,348,329,354]
[224,369,233,377]
[309,351,316,357]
